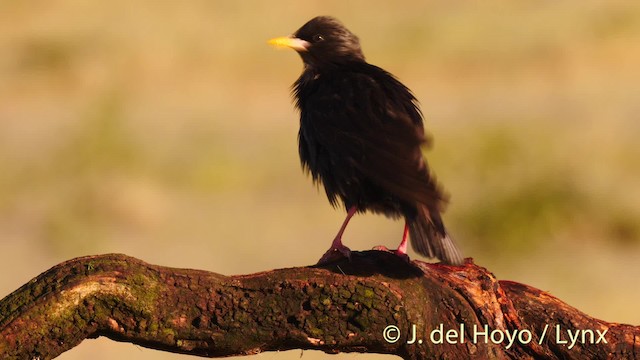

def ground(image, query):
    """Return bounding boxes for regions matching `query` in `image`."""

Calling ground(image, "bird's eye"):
[312,34,325,42]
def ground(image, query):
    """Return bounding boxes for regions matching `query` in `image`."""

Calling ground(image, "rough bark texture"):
[0,252,638,359]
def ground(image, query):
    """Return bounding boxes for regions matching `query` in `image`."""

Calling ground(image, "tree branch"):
[1,252,638,359]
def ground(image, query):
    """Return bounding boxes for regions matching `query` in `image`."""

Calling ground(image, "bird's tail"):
[408,204,463,265]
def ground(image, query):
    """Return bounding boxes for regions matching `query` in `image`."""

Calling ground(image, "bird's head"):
[268,16,365,69]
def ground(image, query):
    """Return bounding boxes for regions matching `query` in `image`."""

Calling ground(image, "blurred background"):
[1,1,639,359]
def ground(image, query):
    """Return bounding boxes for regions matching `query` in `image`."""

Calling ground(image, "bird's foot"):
[317,244,352,265]
[372,245,411,263]
[372,245,390,252]
[394,250,410,263]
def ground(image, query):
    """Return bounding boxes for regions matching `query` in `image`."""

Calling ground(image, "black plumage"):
[269,16,463,265]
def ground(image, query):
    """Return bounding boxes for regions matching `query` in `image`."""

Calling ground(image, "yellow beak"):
[267,36,310,52]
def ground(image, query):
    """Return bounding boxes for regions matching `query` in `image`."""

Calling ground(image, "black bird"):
[269,16,463,265]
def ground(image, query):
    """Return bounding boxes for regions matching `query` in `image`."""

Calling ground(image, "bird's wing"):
[301,64,447,209]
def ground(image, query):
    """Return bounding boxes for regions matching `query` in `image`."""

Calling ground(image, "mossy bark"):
[0,251,638,359]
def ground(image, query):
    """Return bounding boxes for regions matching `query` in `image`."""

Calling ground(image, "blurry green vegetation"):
[41,94,143,253]
[445,126,588,253]
[433,121,640,255]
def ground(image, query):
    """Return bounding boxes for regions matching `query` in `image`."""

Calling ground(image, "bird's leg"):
[371,222,410,262]
[317,206,357,264]
[393,222,411,262]
[395,222,409,255]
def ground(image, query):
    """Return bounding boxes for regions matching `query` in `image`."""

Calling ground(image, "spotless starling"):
[269,16,463,265]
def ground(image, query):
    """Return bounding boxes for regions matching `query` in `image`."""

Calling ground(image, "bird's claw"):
[372,245,391,252]
[317,245,352,265]
[372,245,411,263]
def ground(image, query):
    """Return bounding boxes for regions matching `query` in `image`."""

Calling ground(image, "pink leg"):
[317,206,357,264]
[372,222,411,262]
[395,222,409,256]
[378,221,411,263]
